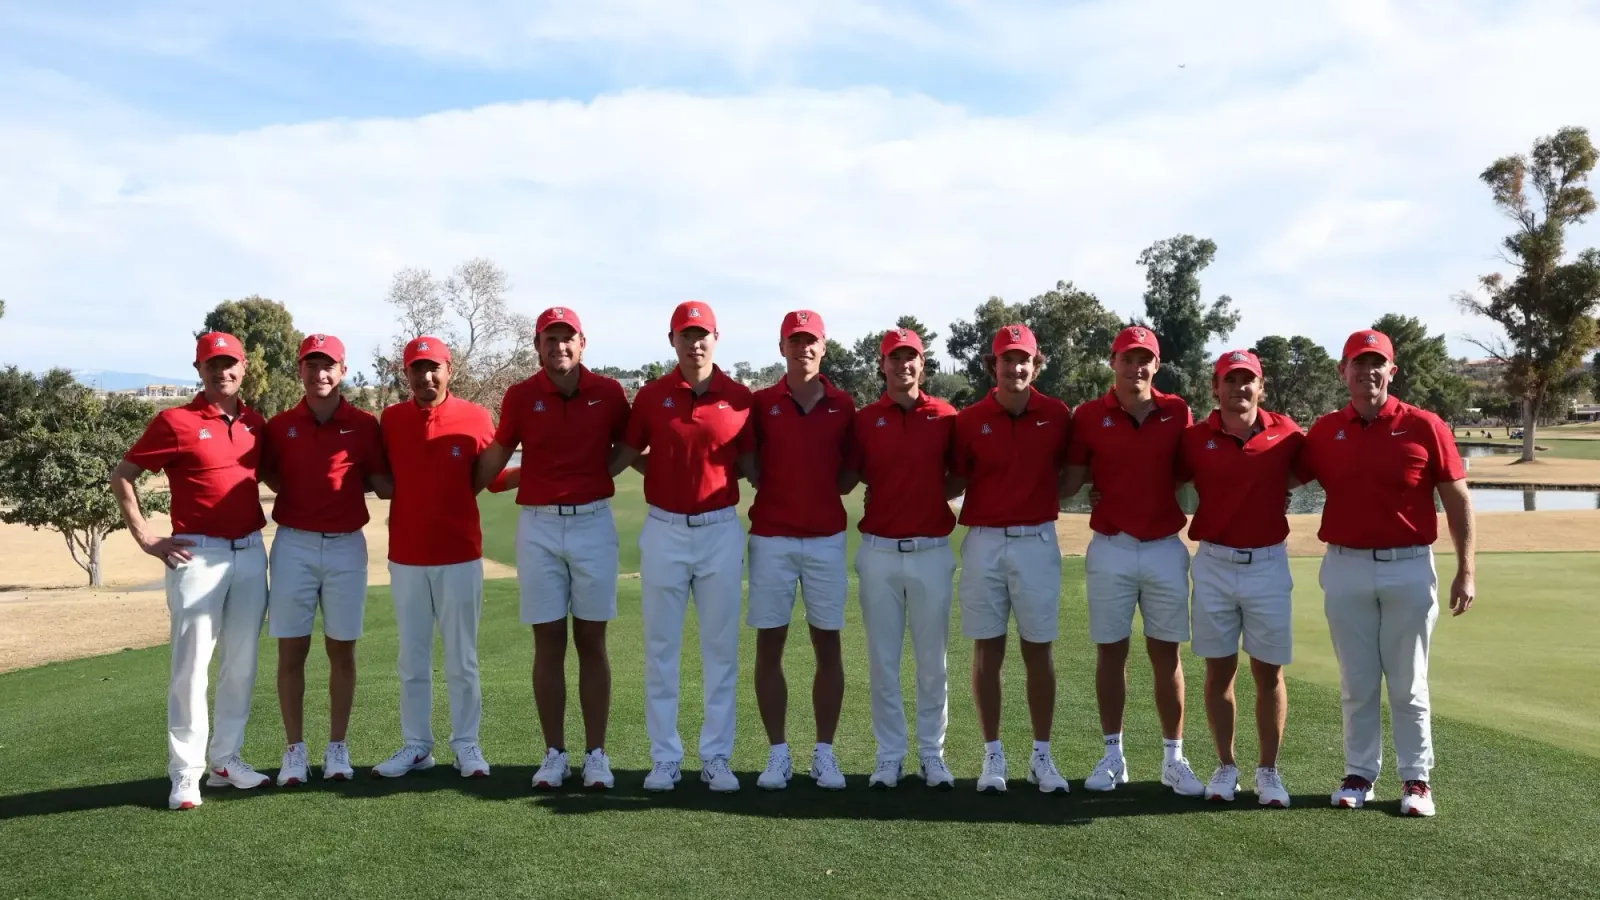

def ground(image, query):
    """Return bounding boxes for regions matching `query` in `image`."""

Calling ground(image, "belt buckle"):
[321,532,340,540]
[687,514,706,528]
[229,537,250,551]
[1004,526,1026,538]
[1372,548,1396,562]
[558,504,578,516]
[897,539,916,553]
[1233,549,1253,564]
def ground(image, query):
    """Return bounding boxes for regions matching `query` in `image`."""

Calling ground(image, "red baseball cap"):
[671,301,717,334]
[536,306,582,335]
[195,332,243,364]
[879,326,925,357]
[991,323,1040,357]
[1112,325,1161,360]
[1214,349,1262,380]
[1342,329,1395,362]
[298,333,345,363]
[780,309,825,341]
[404,335,451,367]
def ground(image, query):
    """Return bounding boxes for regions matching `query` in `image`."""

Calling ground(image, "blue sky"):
[2,0,1599,379]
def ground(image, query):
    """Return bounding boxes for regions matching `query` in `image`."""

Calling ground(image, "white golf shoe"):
[532,748,570,790]
[643,761,681,792]
[206,756,271,790]
[1400,780,1436,817]
[1027,750,1070,794]
[322,741,355,781]
[276,743,310,787]
[372,744,435,778]
[702,756,740,793]
[582,749,615,790]
[1083,753,1129,792]
[920,755,955,791]
[1206,764,1239,802]
[453,744,491,778]
[811,747,846,791]
[1331,774,1375,809]
[869,758,903,789]
[168,772,202,810]
[1162,757,1205,797]
[1256,767,1290,808]
[757,746,793,791]
[977,748,1008,794]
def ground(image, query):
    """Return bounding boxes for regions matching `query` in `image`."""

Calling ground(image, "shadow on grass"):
[0,767,1332,825]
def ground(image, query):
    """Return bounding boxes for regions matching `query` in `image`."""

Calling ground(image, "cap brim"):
[992,342,1039,357]
[1217,363,1261,378]
[783,326,825,340]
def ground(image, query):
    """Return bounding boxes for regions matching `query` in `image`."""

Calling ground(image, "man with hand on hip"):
[111,332,271,810]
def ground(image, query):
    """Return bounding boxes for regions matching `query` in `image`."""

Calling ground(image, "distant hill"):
[73,369,199,391]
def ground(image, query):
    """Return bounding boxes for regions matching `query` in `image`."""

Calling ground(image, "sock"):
[984,739,1004,756]
[288,741,306,752]
[587,747,604,755]
[1032,740,1051,756]
[814,742,833,756]
[772,742,789,756]
[1163,738,1183,763]
[551,746,566,755]
[326,740,345,748]
[1104,733,1124,758]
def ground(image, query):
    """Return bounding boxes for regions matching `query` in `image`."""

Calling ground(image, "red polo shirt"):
[623,366,756,515]
[851,392,958,539]
[1180,409,1304,549]
[1067,389,1191,540]
[952,389,1072,528]
[262,398,386,534]
[382,394,495,566]
[495,367,630,506]
[749,375,855,538]
[1295,396,1465,549]
[123,395,267,540]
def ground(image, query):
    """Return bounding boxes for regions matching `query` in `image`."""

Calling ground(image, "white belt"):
[1332,544,1428,562]
[279,526,361,540]
[1095,531,1181,548]
[174,531,263,550]
[523,499,610,517]
[971,523,1052,538]
[862,533,949,553]
[1200,541,1283,564]
[648,505,737,528]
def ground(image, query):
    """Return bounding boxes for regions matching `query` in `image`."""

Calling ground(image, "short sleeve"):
[476,409,495,452]
[736,410,757,454]
[1175,429,1195,482]
[1429,415,1466,482]
[1292,426,1318,485]
[610,383,631,443]
[1055,406,1073,468]
[362,417,390,478]
[493,384,522,448]
[1066,407,1093,466]
[124,414,181,473]
[950,418,974,478]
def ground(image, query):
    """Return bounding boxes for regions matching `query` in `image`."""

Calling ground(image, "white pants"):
[856,535,955,763]
[517,503,620,625]
[165,533,268,777]
[1320,546,1439,783]
[746,532,849,630]
[268,528,368,641]
[1085,532,1191,644]
[389,559,485,753]
[1190,542,1293,665]
[958,523,1062,643]
[639,506,744,764]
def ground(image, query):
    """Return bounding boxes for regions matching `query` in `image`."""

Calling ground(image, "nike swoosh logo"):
[827,408,840,413]
[926,414,938,419]
[1392,430,1407,436]
[339,429,355,434]
[1035,420,1049,426]
[588,399,602,406]
[1159,416,1174,422]
[1265,434,1280,442]
[718,403,730,409]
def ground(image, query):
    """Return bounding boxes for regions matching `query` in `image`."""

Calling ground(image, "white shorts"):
[267,527,368,641]
[1189,542,1293,665]
[517,503,621,625]
[957,523,1062,643]
[1084,531,1190,644]
[746,532,849,631]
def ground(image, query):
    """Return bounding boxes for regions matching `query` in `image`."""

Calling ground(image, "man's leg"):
[438,559,486,765]
[572,618,610,751]
[803,534,849,748]
[693,516,747,781]
[1321,551,1384,786]
[1018,639,1056,742]
[165,547,227,779]
[958,529,1011,743]
[747,535,799,747]
[1377,553,1441,785]
[326,638,357,743]
[1085,534,1139,753]
[906,545,956,767]
[972,636,1008,742]
[277,637,313,745]
[210,541,268,770]
[532,621,570,750]
[640,516,692,766]
[1147,638,1186,740]
[856,545,909,765]
[1250,658,1285,768]
[568,508,620,755]
[319,531,369,746]
[520,508,574,752]
[1204,655,1240,766]
[809,625,844,745]
[753,626,790,745]
[390,563,438,752]
[267,531,318,748]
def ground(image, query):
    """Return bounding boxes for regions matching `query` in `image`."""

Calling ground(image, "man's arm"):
[943,474,967,501]
[838,469,861,495]
[110,461,193,568]
[609,444,644,478]
[367,472,394,500]
[474,441,514,494]
[1437,478,1476,616]
[738,452,760,489]
[1060,465,1089,502]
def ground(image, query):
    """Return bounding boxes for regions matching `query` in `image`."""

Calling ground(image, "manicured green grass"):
[3,559,1599,899]
[1456,434,1600,459]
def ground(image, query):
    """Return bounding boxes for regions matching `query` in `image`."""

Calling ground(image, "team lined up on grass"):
[108,302,1476,818]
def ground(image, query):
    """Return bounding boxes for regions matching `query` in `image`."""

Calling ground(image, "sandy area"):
[1462,455,1600,486]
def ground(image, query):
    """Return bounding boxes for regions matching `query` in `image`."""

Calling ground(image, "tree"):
[1251,335,1342,424]
[733,361,756,384]
[925,370,974,406]
[947,281,1124,405]
[0,375,168,586]
[1456,126,1600,461]
[820,338,874,405]
[754,362,786,388]
[0,365,80,443]
[1134,235,1243,414]
[1369,313,1474,423]
[200,296,303,417]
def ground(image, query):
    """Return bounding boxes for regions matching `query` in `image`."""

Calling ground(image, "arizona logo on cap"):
[1134,328,1147,340]
[418,341,430,351]
[1365,334,1378,345]
[214,336,228,348]
[1230,351,1247,362]
[798,311,810,323]
[688,308,701,318]
[1009,326,1022,340]
[312,334,326,345]
[553,308,566,318]
[898,328,909,338]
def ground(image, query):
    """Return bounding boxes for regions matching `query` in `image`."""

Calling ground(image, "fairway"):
[3,559,1599,899]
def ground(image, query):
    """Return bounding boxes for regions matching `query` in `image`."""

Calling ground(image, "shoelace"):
[874,759,901,775]
[1168,759,1199,784]
[1210,765,1238,788]
[766,748,791,771]
[586,751,609,771]
[982,752,1006,776]
[1258,769,1284,792]
[1402,779,1430,797]
[923,757,951,778]
[1341,774,1372,792]
[1032,752,1061,778]
[651,761,677,780]
[460,745,486,765]
[327,743,350,767]
[176,774,196,792]
[1090,754,1122,780]
[285,745,308,767]
[706,757,733,779]
[224,757,257,775]
[815,752,843,778]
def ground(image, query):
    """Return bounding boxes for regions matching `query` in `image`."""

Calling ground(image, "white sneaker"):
[757,746,793,791]
[702,756,740,793]
[643,761,681,792]
[920,756,955,791]
[276,744,310,787]
[1256,767,1290,808]
[453,744,490,778]
[168,772,202,810]
[869,758,903,789]
[1084,753,1129,792]
[1331,774,1375,809]
[811,747,846,790]
[1162,757,1205,797]
[322,741,354,781]
[1400,780,1436,817]
[372,744,435,778]
[532,748,570,790]
[582,749,615,790]
[206,756,271,789]
[1027,750,1070,794]
[977,748,1007,794]
[1206,764,1239,802]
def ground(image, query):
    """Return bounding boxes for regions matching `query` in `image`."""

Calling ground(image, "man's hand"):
[1449,568,1475,616]
[141,535,195,569]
